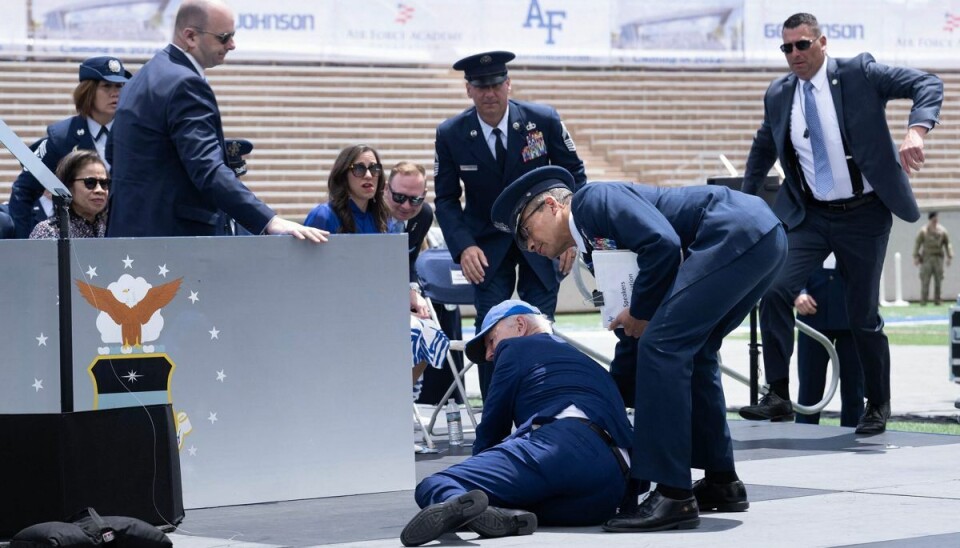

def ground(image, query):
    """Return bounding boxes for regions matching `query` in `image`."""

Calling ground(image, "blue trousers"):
[796,330,865,427]
[474,245,558,397]
[414,419,626,526]
[612,226,788,489]
[759,199,892,403]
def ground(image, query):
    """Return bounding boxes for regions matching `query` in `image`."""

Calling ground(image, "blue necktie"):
[803,81,834,196]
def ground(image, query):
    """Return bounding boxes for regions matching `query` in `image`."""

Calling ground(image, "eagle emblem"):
[75,275,183,354]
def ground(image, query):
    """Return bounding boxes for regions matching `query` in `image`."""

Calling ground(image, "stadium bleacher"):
[1,59,956,221]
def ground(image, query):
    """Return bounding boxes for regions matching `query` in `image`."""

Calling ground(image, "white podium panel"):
[0,234,414,508]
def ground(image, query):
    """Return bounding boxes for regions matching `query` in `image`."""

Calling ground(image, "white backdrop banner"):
[7,0,960,68]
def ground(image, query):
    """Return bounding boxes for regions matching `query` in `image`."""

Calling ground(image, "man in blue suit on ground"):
[433,50,586,397]
[491,166,787,532]
[738,12,942,435]
[401,300,632,546]
[107,0,326,242]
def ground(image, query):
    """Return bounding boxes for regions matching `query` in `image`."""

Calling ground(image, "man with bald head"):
[107,0,326,241]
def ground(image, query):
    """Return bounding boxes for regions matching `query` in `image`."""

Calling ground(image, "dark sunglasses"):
[75,177,110,190]
[387,184,426,206]
[349,162,383,177]
[516,200,547,248]
[779,39,814,54]
[192,28,236,45]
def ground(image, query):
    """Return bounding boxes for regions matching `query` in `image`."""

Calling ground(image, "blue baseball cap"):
[79,56,132,83]
[465,299,542,364]
[453,50,515,87]
[491,165,576,238]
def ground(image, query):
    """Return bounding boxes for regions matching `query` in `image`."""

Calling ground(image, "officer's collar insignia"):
[469,129,478,138]
[77,128,85,136]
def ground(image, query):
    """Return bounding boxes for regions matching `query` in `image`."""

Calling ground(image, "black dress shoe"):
[602,490,699,532]
[739,392,795,421]
[855,401,891,435]
[467,506,537,538]
[400,490,488,547]
[693,478,749,512]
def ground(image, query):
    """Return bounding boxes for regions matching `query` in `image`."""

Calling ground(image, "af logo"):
[524,0,566,45]
[76,270,194,450]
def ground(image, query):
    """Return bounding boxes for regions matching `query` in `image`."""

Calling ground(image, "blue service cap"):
[225,139,253,177]
[464,299,542,364]
[78,56,132,83]
[491,165,576,238]
[453,50,515,87]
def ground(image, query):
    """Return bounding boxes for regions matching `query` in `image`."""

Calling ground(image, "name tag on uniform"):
[460,165,478,171]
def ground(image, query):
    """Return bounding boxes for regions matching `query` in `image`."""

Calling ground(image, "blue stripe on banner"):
[98,391,169,409]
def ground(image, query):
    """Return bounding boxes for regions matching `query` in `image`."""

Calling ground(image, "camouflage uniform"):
[913,223,953,304]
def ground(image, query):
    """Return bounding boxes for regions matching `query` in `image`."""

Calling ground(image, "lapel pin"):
[831,79,838,85]
[469,129,477,138]
[526,122,536,131]
[77,128,85,136]
[512,122,520,131]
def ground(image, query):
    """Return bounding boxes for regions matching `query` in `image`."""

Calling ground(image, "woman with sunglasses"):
[29,150,110,239]
[9,56,130,239]
[304,145,391,234]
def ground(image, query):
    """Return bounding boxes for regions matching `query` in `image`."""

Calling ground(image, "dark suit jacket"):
[0,204,14,239]
[404,202,433,283]
[8,115,96,238]
[434,99,586,288]
[572,183,781,321]
[799,267,850,332]
[474,333,632,455]
[107,45,274,237]
[743,54,942,229]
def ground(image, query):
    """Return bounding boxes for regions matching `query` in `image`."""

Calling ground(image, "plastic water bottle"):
[446,399,463,446]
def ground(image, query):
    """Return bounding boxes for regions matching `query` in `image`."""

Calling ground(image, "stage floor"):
[168,418,960,547]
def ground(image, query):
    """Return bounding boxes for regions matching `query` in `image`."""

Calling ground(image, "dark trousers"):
[474,245,558,397]
[614,226,787,489]
[415,302,464,405]
[795,330,865,427]
[759,200,892,403]
[414,418,626,525]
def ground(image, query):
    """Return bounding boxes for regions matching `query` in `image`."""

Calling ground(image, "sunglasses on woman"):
[779,39,814,54]
[74,177,110,190]
[349,162,383,177]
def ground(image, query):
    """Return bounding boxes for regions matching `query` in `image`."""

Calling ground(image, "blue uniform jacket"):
[107,45,274,237]
[8,115,96,238]
[434,99,585,288]
[572,183,781,322]
[473,333,632,455]
[743,54,942,228]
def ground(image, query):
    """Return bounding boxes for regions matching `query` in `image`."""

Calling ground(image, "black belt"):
[571,418,629,477]
[807,192,878,212]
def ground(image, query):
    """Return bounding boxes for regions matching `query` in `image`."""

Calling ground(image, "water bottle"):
[446,399,463,446]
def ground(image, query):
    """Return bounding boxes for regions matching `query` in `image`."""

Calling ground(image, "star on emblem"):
[123,370,143,383]
[188,291,199,304]
[207,412,218,424]
[158,264,169,277]
[122,255,134,269]
[86,266,98,278]
[188,445,198,456]
[216,370,227,382]
[36,333,48,346]
[32,378,43,392]
[209,327,220,340]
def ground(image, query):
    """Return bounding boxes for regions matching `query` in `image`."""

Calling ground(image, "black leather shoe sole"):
[738,407,795,422]
[603,515,700,532]
[693,479,749,512]
[468,506,537,538]
[400,490,488,547]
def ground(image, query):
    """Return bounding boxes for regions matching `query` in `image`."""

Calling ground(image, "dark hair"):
[327,145,389,233]
[929,211,938,220]
[73,80,100,117]
[783,13,821,37]
[55,150,107,218]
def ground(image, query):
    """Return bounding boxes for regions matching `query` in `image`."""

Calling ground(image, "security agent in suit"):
[795,259,865,427]
[433,50,586,397]
[8,56,130,238]
[401,300,632,547]
[739,12,942,435]
[491,166,787,532]
[106,0,326,242]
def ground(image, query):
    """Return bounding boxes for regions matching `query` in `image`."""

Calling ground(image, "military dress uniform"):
[913,222,953,305]
[433,51,585,396]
